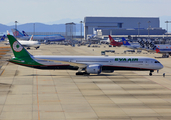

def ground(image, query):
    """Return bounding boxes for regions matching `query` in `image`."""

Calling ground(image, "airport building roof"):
[84,17,165,39]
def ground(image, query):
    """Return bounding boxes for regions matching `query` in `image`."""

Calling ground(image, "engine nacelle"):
[102,70,114,73]
[85,65,102,74]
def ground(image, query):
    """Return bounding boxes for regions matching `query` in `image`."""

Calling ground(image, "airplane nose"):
[159,63,163,69]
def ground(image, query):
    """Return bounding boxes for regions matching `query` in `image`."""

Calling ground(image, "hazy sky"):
[2,0,171,29]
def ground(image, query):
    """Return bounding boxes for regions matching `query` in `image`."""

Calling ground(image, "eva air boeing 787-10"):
[7,35,163,76]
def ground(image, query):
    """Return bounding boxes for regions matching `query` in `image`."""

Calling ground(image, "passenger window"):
[155,61,160,63]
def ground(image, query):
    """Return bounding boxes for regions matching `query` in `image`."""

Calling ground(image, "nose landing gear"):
[149,70,154,76]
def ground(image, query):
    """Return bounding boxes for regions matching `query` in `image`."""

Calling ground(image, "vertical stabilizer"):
[11,28,24,37]
[22,31,29,36]
[0,35,5,41]
[29,35,34,41]
[7,35,31,58]
[109,35,115,43]
[122,37,130,45]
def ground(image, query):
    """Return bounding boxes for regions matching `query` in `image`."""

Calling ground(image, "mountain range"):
[0,23,84,33]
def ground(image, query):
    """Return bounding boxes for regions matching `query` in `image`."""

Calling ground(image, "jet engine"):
[85,65,102,74]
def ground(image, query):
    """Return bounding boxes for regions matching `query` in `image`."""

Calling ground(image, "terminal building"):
[84,17,166,39]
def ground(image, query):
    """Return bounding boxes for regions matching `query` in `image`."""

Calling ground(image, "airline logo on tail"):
[108,35,123,46]
[155,48,160,53]
[109,35,115,43]
[22,31,29,36]
[13,31,20,37]
[29,35,34,41]
[11,29,24,37]
[13,41,23,52]
[122,37,130,45]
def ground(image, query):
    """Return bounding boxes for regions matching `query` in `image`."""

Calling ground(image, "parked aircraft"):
[19,35,40,49]
[136,39,171,58]
[109,35,123,46]
[7,31,40,49]
[122,37,141,49]
[148,41,171,58]
[11,28,65,43]
[7,35,163,76]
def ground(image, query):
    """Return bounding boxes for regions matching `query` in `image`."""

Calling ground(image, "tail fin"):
[11,28,24,37]
[7,30,10,35]
[22,31,29,36]
[138,39,145,48]
[122,37,130,45]
[109,35,116,43]
[149,41,156,50]
[29,35,34,41]
[7,35,31,58]
[0,35,5,41]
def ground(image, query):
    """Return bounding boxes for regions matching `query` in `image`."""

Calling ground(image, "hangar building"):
[84,17,166,39]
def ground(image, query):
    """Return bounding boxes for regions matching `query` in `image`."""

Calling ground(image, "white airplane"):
[7,31,40,49]
[7,35,163,76]
[12,28,65,43]
[100,38,110,44]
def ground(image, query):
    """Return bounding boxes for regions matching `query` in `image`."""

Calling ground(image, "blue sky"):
[2,0,171,30]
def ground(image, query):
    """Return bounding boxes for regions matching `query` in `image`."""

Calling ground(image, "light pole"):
[138,22,141,37]
[148,21,151,38]
[14,21,18,37]
[33,23,35,35]
[80,21,83,42]
[165,21,171,37]
[15,21,18,30]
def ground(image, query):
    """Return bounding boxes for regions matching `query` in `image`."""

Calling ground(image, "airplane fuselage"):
[9,56,163,72]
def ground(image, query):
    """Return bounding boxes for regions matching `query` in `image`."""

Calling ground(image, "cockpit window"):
[155,61,160,63]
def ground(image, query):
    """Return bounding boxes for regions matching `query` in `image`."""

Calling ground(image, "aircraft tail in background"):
[22,31,29,36]
[108,35,115,43]
[122,37,130,45]
[29,35,34,41]
[108,35,123,46]
[11,28,24,37]
[0,35,6,41]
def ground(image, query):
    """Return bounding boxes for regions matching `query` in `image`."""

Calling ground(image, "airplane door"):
[109,59,113,65]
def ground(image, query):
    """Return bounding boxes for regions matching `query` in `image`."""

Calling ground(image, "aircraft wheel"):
[149,72,152,76]
[83,72,90,76]
[76,72,84,75]
[27,47,30,49]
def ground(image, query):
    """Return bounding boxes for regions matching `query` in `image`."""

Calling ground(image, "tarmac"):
[0,43,171,120]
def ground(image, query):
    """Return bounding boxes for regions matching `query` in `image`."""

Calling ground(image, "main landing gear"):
[76,72,90,75]
[149,70,154,76]
[35,46,40,49]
